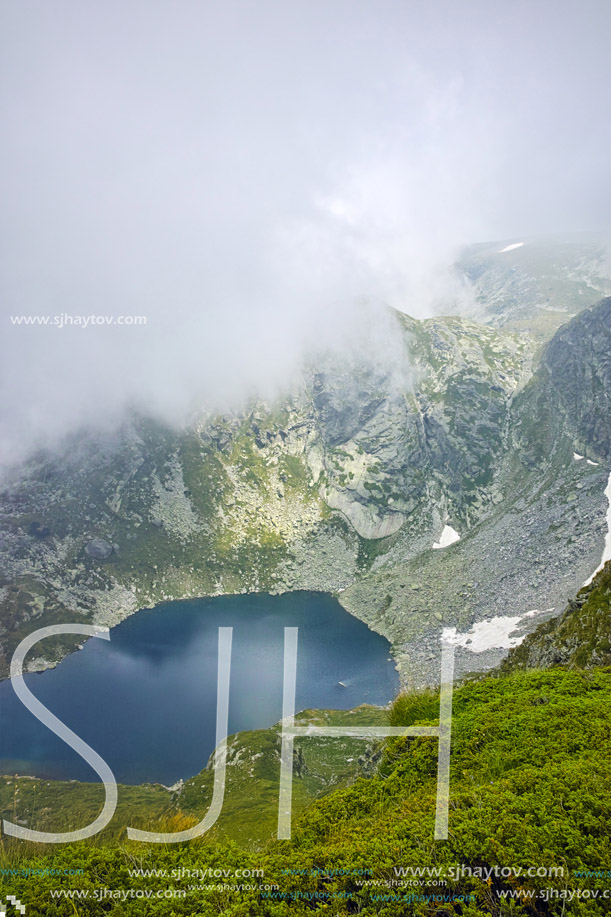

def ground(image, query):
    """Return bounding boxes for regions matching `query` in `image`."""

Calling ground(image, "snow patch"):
[442,607,556,654]
[442,617,524,653]
[432,525,461,550]
[498,242,525,253]
[587,459,599,466]
[574,452,584,460]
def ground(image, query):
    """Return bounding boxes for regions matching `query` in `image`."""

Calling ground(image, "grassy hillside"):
[2,665,610,915]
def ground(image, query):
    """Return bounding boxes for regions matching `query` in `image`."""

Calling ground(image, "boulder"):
[85,538,113,560]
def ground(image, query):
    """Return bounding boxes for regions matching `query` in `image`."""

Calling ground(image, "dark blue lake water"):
[0,592,398,785]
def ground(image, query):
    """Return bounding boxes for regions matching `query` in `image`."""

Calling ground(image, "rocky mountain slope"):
[500,559,611,672]
[450,232,611,343]
[0,239,609,685]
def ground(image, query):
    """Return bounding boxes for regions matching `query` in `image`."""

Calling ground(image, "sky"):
[1,0,610,469]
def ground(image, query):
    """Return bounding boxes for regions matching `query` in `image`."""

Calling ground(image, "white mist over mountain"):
[1,0,610,470]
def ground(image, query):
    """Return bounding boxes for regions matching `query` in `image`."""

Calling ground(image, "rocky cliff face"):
[341,296,610,686]
[0,242,609,685]
[310,313,529,540]
[520,297,611,463]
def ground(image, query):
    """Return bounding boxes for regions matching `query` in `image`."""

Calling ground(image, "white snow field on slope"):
[442,607,553,654]
[432,525,461,550]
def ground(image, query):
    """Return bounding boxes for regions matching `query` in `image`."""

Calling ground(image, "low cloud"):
[1,0,610,470]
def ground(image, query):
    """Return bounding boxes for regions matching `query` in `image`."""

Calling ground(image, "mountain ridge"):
[0,241,609,686]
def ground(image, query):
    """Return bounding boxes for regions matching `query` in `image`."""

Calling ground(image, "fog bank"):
[2,0,610,469]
